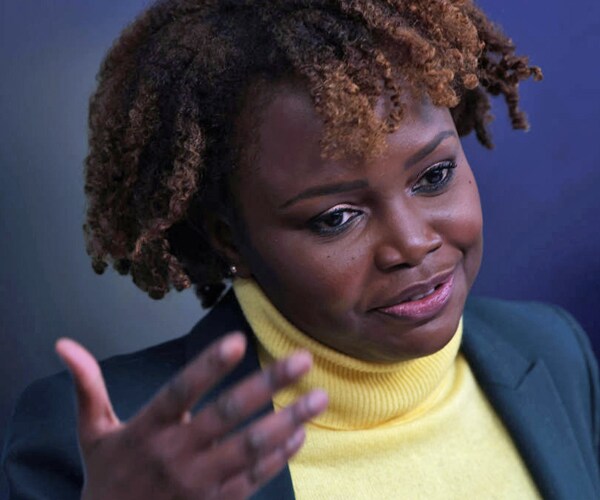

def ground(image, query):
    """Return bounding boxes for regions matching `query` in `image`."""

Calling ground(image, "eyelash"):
[308,160,458,236]
[412,160,457,194]
[309,205,363,236]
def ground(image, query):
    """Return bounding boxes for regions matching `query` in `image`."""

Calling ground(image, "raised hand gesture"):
[56,332,327,499]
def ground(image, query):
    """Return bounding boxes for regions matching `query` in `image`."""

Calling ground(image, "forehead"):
[237,85,455,199]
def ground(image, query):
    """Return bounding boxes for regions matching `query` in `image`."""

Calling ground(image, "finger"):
[55,338,119,443]
[189,351,313,448]
[208,389,327,482]
[216,426,306,500]
[137,332,247,427]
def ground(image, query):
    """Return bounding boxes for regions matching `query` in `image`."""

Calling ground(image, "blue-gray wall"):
[1,1,599,494]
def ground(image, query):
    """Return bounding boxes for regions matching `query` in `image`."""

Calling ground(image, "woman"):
[3,0,599,498]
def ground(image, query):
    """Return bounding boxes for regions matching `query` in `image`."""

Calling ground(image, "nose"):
[373,203,442,271]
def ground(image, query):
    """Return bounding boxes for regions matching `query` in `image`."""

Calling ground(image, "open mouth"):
[376,274,454,320]
[402,284,442,303]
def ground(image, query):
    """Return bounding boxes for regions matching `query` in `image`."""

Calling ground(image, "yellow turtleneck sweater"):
[233,278,540,499]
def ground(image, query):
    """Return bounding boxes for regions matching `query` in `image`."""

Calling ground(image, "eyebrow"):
[279,179,369,209]
[404,130,457,168]
[279,129,456,209]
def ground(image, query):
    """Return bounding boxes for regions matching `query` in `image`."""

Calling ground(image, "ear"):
[204,211,252,279]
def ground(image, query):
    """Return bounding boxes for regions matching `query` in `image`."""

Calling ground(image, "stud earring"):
[229,265,238,277]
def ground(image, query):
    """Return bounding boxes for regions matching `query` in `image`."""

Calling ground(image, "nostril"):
[373,244,418,272]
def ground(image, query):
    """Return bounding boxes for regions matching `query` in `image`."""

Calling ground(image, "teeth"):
[408,287,435,302]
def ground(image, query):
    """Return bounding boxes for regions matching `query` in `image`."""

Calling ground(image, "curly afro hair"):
[84,0,542,307]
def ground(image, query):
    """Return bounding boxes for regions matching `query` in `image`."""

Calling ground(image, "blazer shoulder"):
[2,369,82,498]
[465,296,594,364]
[465,296,600,453]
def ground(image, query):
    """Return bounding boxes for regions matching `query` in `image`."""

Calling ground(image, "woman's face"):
[229,86,483,362]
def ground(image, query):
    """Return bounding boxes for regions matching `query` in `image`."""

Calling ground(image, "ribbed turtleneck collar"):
[233,278,462,430]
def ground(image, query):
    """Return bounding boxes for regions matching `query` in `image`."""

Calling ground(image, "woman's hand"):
[55,332,327,500]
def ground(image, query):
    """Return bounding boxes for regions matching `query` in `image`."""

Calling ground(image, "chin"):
[366,293,465,363]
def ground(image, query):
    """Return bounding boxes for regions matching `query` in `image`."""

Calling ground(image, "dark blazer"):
[3,293,600,499]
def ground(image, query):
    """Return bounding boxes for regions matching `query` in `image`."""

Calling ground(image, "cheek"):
[262,236,365,294]
[447,172,484,284]
[241,227,368,318]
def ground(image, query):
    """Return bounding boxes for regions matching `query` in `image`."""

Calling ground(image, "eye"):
[309,206,363,236]
[413,160,457,194]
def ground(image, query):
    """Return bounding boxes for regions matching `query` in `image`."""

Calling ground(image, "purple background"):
[1,0,599,494]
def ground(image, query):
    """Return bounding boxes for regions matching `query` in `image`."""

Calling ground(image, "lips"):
[373,270,455,321]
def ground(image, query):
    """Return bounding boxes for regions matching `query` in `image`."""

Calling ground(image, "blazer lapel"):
[462,311,596,500]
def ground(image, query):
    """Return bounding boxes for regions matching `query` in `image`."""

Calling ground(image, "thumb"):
[55,338,120,444]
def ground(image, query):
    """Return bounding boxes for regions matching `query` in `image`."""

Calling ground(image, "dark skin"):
[223,84,483,362]
[57,83,483,498]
